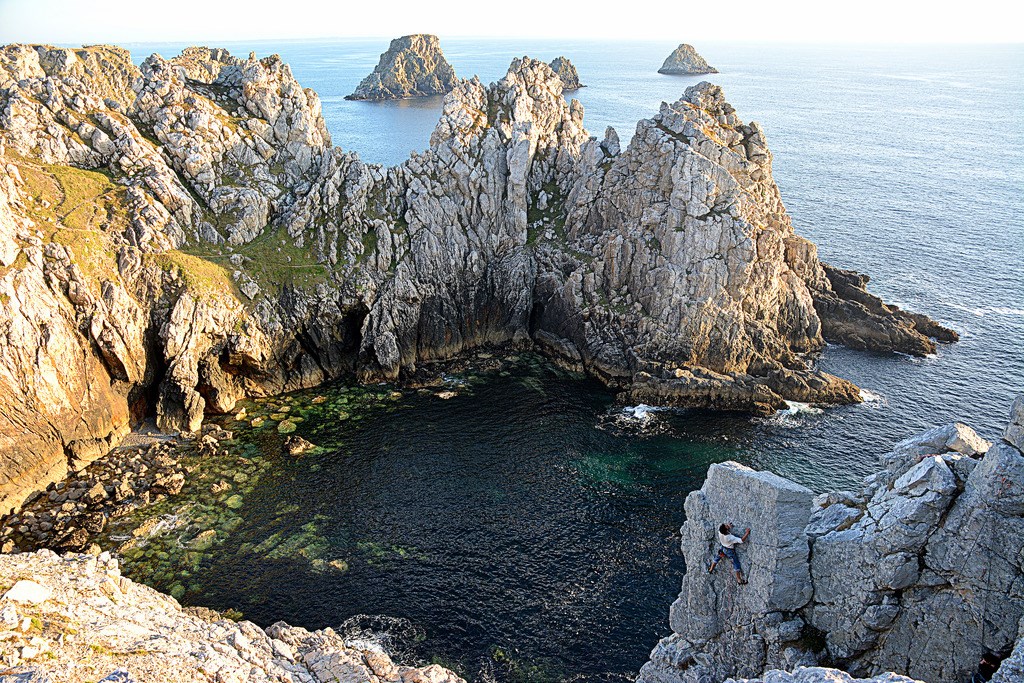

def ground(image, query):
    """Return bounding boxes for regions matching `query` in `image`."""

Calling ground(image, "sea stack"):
[346,34,457,100]
[549,56,584,90]
[658,43,718,75]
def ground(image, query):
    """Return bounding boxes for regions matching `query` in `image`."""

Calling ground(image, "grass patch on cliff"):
[183,226,330,293]
[145,250,238,300]
[527,181,568,248]
[7,156,127,287]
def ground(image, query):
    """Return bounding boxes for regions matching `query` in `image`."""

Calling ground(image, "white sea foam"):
[440,373,468,387]
[621,404,666,420]
[859,388,883,403]
[755,400,824,429]
[337,614,421,659]
[341,636,388,655]
[781,401,824,416]
[596,404,671,435]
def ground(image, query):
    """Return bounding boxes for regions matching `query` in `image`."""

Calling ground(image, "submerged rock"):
[347,34,457,100]
[282,435,316,456]
[658,43,718,74]
[549,56,584,90]
[639,394,1024,683]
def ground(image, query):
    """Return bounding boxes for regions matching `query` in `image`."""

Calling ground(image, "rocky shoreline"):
[1,388,1018,682]
[0,43,958,512]
[0,437,187,555]
[0,352,537,573]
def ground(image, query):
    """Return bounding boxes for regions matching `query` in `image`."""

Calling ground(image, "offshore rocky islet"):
[658,44,718,75]
[0,43,956,515]
[347,34,459,101]
[346,35,584,100]
[0,40,993,682]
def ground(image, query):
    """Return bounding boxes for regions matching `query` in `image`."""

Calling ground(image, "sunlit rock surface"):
[549,56,584,90]
[346,34,457,101]
[0,549,464,682]
[0,44,955,511]
[659,43,718,75]
[639,395,1023,683]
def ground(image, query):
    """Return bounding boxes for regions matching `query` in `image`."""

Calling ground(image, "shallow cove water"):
[107,39,1024,681]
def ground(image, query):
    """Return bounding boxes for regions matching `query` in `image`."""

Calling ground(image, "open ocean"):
[121,38,1024,680]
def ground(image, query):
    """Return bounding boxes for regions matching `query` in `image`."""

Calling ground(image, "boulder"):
[282,435,316,456]
[2,580,52,604]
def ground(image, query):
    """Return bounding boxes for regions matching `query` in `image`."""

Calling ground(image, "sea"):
[119,39,1024,681]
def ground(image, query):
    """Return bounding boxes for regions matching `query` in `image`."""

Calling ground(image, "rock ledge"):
[640,395,1024,683]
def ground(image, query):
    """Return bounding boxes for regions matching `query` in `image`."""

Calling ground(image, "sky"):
[1,0,1022,44]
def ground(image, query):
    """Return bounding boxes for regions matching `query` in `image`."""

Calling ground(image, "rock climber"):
[971,651,1003,683]
[708,522,750,584]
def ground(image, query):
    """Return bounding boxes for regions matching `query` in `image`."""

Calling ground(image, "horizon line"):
[2,36,1023,48]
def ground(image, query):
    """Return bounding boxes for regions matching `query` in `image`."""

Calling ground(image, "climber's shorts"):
[719,546,741,572]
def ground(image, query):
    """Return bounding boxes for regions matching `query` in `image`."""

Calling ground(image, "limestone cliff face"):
[659,44,718,75]
[347,35,457,101]
[549,56,584,90]
[639,395,1024,683]
[0,45,955,512]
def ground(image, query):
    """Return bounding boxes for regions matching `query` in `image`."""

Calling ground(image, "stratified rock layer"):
[639,395,1024,683]
[659,44,718,75]
[0,45,955,512]
[549,56,584,90]
[0,549,464,682]
[347,35,457,100]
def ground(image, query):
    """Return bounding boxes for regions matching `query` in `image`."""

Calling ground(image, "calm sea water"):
[120,39,1023,680]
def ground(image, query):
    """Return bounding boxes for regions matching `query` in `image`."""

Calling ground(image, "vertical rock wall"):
[641,396,1024,683]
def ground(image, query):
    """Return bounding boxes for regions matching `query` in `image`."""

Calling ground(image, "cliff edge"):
[347,34,457,101]
[640,394,1024,683]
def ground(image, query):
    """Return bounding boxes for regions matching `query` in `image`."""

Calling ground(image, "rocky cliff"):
[549,56,584,90]
[0,548,464,682]
[347,35,457,100]
[640,395,1024,683]
[0,44,955,513]
[659,44,718,75]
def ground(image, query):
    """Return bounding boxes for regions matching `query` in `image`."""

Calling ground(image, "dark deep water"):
[112,39,1024,680]
[163,359,831,681]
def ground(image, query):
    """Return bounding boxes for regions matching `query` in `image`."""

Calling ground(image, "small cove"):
[100,352,934,680]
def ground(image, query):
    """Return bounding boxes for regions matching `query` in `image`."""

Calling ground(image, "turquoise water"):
[117,39,1024,680]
